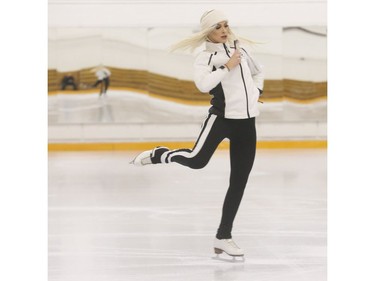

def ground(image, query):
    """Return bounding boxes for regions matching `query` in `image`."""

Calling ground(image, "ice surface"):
[49,149,326,281]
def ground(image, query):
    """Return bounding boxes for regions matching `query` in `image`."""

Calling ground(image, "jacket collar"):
[205,41,232,54]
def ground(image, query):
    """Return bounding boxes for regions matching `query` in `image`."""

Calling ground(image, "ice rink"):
[49,148,326,281]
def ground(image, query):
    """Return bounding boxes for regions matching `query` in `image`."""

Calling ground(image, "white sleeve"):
[104,68,111,76]
[251,65,264,91]
[242,48,264,90]
[193,52,228,93]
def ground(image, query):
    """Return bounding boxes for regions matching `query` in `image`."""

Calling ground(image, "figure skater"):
[92,66,111,96]
[131,9,264,259]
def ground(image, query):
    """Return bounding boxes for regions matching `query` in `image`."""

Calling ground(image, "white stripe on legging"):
[168,114,217,161]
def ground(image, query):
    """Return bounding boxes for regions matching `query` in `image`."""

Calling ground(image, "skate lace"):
[227,239,240,249]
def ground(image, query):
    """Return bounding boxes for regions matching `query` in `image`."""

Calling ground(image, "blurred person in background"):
[91,65,111,96]
[60,73,77,90]
[131,9,264,260]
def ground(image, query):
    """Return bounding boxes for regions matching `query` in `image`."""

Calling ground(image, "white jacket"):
[194,41,264,119]
[95,68,111,80]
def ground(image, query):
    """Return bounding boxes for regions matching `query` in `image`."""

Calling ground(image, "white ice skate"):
[212,238,245,263]
[130,146,169,166]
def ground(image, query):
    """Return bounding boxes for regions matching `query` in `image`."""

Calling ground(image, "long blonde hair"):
[169,24,256,53]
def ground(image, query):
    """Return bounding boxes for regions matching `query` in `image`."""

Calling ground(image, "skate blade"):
[211,254,245,263]
[129,157,146,166]
[129,154,141,165]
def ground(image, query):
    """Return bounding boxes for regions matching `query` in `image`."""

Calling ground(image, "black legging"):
[93,77,110,95]
[164,114,257,239]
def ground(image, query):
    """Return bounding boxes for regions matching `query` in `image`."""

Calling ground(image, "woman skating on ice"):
[131,9,264,259]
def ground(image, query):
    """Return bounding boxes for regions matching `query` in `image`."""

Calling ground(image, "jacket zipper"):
[223,44,250,118]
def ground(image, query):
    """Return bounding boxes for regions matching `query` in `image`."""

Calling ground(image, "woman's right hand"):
[225,50,242,71]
